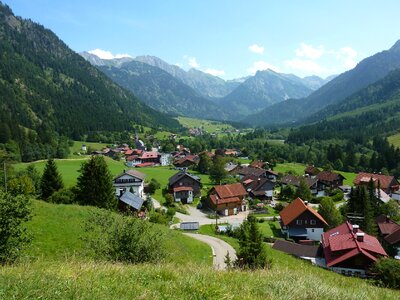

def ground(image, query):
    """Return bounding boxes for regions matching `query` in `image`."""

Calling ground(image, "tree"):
[75,156,116,210]
[8,175,35,196]
[235,215,272,269]
[209,155,227,184]
[0,191,31,264]
[295,178,312,201]
[281,184,296,201]
[197,152,212,174]
[40,159,63,199]
[372,258,400,289]
[318,197,343,229]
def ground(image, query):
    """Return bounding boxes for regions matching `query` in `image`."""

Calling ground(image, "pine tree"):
[197,152,212,174]
[209,155,227,184]
[40,158,63,199]
[236,215,271,269]
[318,197,343,229]
[295,178,312,201]
[75,156,116,210]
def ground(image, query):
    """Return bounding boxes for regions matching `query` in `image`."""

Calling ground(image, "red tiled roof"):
[305,166,320,175]
[376,215,400,245]
[213,183,247,199]
[280,197,328,226]
[209,194,241,205]
[321,222,387,268]
[250,160,265,169]
[126,155,139,161]
[124,149,134,156]
[316,171,345,182]
[173,186,193,192]
[354,172,398,190]
[243,179,254,185]
[140,151,159,159]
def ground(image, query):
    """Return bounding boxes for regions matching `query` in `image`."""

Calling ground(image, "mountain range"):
[81,52,331,120]
[246,40,400,126]
[0,3,179,160]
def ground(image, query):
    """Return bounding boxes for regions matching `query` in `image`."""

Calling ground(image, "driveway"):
[174,205,249,227]
[183,233,236,270]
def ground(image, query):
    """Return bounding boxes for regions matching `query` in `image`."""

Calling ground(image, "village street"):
[183,233,236,270]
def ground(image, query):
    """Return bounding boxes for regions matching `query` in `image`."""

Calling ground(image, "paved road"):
[184,233,236,270]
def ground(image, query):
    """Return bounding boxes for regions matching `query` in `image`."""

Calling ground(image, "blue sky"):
[6,0,400,79]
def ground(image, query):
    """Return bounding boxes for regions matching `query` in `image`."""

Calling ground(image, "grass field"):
[388,132,400,148]
[25,200,212,265]
[176,116,235,133]
[258,220,282,238]
[69,140,109,158]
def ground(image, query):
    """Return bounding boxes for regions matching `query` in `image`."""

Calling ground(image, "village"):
[88,138,400,278]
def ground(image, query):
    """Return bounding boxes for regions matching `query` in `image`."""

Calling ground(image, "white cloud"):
[204,68,225,76]
[295,43,324,59]
[284,58,326,74]
[248,44,265,54]
[336,46,358,69]
[247,60,280,75]
[187,57,200,68]
[88,49,132,60]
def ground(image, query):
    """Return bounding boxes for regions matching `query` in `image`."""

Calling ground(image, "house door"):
[224,209,229,216]
[233,207,238,215]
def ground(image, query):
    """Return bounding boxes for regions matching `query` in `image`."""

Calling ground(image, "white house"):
[113,170,146,197]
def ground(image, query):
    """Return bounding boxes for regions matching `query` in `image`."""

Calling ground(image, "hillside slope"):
[0,3,179,159]
[246,40,400,126]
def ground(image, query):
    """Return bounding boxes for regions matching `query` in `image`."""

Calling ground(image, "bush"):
[0,192,31,264]
[48,188,77,204]
[84,211,166,263]
[147,178,161,195]
[372,258,400,289]
[274,202,286,212]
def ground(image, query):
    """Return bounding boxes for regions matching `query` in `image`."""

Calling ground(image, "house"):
[224,162,239,173]
[316,171,345,190]
[139,151,160,164]
[168,171,201,203]
[321,222,387,277]
[280,197,328,241]
[354,172,399,195]
[376,215,400,258]
[173,155,199,168]
[118,190,144,212]
[242,176,275,200]
[280,175,319,196]
[206,183,248,216]
[224,149,239,157]
[113,170,146,197]
[236,166,278,181]
[250,160,267,169]
[272,240,320,264]
[304,166,320,177]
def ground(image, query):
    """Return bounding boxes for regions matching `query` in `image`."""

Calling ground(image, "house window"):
[310,220,316,225]
[312,229,314,232]
[304,220,308,225]
[296,220,302,225]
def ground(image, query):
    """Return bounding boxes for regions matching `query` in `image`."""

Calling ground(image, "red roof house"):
[280,197,327,241]
[206,183,248,216]
[321,222,387,276]
[376,215,400,258]
[354,172,399,194]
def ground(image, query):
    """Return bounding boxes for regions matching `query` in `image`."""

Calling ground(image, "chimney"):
[353,224,359,233]
[304,201,308,206]
[356,232,365,242]
[386,215,390,223]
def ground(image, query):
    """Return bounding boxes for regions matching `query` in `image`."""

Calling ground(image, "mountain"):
[287,68,400,144]
[86,56,230,120]
[80,51,134,67]
[135,55,239,98]
[246,40,400,126]
[0,3,179,161]
[217,69,317,118]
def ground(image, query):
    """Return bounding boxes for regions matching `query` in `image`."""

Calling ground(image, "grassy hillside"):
[177,116,235,133]
[388,132,400,148]
[69,141,110,158]
[25,200,211,265]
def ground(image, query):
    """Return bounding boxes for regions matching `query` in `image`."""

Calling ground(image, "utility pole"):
[3,162,7,193]
[215,197,218,231]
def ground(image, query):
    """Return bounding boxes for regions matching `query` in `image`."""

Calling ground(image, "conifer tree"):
[40,158,63,199]
[197,152,212,174]
[209,155,227,184]
[295,178,312,201]
[318,197,342,229]
[75,156,116,210]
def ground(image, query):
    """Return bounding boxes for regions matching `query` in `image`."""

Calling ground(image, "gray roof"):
[168,171,201,186]
[119,191,144,210]
[114,169,146,181]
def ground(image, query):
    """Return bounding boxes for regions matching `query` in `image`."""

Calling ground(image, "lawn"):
[176,116,235,133]
[258,221,282,238]
[14,157,127,187]
[25,200,212,265]
[68,140,109,158]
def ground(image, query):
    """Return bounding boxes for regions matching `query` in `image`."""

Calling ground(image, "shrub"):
[0,192,31,264]
[48,188,77,204]
[147,178,161,195]
[275,202,286,212]
[84,211,166,263]
[372,258,400,289]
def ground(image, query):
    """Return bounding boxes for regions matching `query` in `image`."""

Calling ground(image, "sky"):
[5,0,400,80]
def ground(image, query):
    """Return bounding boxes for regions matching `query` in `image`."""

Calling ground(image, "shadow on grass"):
[269,222,282,238]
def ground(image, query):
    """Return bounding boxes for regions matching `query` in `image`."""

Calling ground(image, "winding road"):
[184,233,236,270]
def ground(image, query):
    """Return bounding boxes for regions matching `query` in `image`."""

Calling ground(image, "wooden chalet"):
[168,171,201,203]
[173,155,199,168]
[280,175,318,196]
[304,165,320,177]
[242,176,275,200]
[236,166,278,181]
[206,183,248,216]
[353,172,399,195]
[376,215,400,258]
[321,222,387,277]
[316,171,345,190]
[280,197,327,241]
